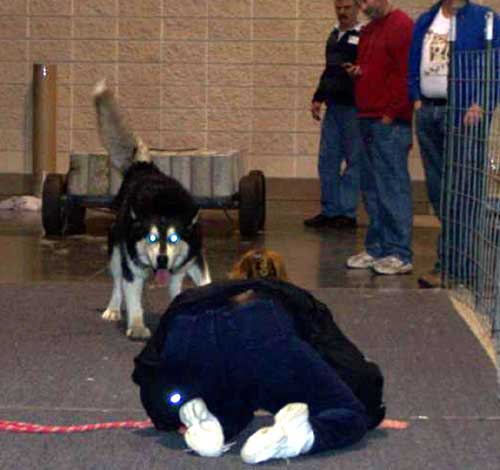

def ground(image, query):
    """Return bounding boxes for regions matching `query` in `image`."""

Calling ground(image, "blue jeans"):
[359,119,413,263]
[416,104,485,280]
[318,105,363,218]
[137,297,368,453]
[415,104,446,271]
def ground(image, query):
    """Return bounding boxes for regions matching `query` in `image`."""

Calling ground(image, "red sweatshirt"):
[355,9,414,123]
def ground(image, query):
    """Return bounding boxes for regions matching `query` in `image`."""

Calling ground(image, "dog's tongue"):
[155,269,170,286]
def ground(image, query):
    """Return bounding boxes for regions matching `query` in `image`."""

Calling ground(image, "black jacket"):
[133,279,385,429]
[313,26,360,106]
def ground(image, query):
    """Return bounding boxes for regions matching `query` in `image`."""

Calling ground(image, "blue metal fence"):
[442,12,500,392]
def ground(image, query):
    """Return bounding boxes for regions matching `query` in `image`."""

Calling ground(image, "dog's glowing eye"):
[146,233,159,244]
[168,232,180,244]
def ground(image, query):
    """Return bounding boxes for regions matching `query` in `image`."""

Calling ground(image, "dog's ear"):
[268,251,288,281]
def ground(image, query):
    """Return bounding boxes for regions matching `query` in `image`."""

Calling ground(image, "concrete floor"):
[3,200,500,470]
[0,200,438,289]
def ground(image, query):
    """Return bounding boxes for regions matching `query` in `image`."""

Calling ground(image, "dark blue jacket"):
[133,279,385,430]
[408,1,500,113]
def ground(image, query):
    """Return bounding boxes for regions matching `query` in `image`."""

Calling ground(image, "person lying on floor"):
[132,249,389,463]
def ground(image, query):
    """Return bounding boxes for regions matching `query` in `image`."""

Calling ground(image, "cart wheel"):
[239,173,262,237]
[249,170,266,230]
[42,174,64,236]
[64,203,87,235]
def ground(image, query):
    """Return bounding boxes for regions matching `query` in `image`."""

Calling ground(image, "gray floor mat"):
[0,283,498,469]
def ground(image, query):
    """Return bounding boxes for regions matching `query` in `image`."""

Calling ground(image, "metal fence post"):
[483,10,500,398]
[442,15,457,287]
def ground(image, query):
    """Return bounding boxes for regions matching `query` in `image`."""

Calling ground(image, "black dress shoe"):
[418,270,442,288]
[303,213,335,227]
[331,215,357,228]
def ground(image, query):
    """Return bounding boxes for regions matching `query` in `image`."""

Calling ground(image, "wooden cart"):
[42,149,265,238]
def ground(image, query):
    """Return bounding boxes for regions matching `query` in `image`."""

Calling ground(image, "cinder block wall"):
[0,0,498,190]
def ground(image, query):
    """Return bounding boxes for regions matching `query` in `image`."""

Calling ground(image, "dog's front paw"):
[102,308,122,321]
[126,325,151,340]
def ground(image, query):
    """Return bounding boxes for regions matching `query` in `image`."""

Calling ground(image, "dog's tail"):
[93,79,151,172]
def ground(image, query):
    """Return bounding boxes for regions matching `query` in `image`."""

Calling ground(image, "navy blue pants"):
[138,297,368,454]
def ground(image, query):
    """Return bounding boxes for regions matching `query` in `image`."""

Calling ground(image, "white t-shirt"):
[420,8,451,98]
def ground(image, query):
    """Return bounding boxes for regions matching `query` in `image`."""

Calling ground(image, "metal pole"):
[482,10,500,398]
[32,64,57,197]
[442,15,457,287]
[475,13,494,312]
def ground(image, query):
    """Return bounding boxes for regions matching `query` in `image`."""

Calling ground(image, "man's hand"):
[342,62,361,78]
[311,101,322,121]
[381,115,393,125]
[414,100,422,111]
[463,103,483,126]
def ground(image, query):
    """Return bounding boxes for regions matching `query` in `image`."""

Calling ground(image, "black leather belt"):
[421,96,447,106]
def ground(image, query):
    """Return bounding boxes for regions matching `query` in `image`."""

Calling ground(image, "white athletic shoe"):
[240,403,315,464]
[346,251,376,269]
[179,398,227,458]
[372,256,413,275]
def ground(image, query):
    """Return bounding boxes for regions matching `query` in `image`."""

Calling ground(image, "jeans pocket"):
[233,298,288,350]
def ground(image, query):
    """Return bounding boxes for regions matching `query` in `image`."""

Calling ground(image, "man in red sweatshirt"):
[344,0,414,275]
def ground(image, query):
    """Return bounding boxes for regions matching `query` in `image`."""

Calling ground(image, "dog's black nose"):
[157,255,168,269]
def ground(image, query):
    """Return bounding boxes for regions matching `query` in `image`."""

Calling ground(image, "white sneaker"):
[240,403,315,464]
[179,398,227,457]
[346,251,376,269]
[372,256,413,275]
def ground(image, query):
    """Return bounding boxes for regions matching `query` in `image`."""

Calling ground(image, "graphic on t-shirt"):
[423,31,449,76]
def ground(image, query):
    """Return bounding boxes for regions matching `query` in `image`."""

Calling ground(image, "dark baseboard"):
[0,174,34,196]
[0,173,433,216]
[267,177,433,215]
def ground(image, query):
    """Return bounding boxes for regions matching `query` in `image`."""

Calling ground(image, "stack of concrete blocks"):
[66,150,243,199]
[66,153,109,196]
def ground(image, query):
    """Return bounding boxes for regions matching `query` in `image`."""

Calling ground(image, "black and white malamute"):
[94,81,211,339]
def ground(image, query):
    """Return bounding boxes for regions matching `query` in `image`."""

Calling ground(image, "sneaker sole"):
[346,260,375,269]
[180,399,225,458]
[241,425,288,464]
[346,263,374,269]
[241,404,310,464]
[372,265,413,275]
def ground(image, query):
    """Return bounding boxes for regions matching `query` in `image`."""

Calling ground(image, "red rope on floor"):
[0,418,409,434]
[0,419,153,434]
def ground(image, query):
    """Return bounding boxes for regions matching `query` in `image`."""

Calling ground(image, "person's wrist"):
[381,115,393,125]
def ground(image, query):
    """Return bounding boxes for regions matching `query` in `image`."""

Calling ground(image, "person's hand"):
[311,101,322,121]
[381,115,393,125]
[379,419,410,429]
[414,100,422,111]
[342,62,361,77]
[463,103,483,126]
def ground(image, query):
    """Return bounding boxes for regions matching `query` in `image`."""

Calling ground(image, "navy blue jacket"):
[133,279,385,430]
[313,26,361,106]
